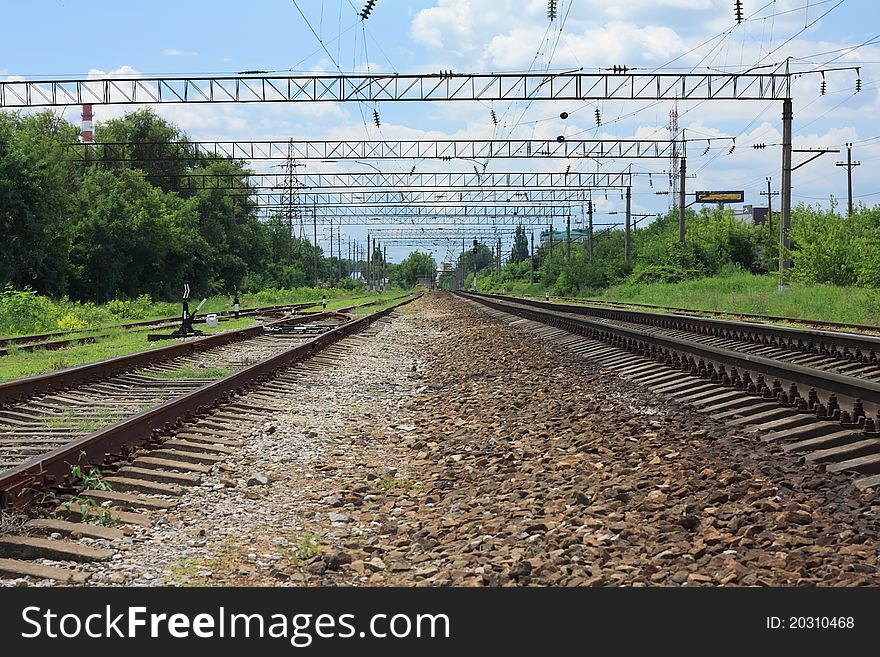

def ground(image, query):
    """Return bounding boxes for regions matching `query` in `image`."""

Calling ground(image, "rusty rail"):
[0,293,419,508]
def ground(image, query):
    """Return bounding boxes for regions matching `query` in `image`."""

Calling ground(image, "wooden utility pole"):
[836,142,860,218]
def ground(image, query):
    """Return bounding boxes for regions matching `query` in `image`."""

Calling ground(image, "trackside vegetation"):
[469,201,880,326]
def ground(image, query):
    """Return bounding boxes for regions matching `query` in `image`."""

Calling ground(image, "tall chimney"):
[81,104,94,143]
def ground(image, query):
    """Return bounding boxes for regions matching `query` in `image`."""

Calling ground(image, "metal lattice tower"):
[668,101,679,211]
[279,139,302,256]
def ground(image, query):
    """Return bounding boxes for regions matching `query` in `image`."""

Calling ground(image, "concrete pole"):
[588,202,594,260]
[766,177,773,239]
[313,209,319,286]
[835,143,859,218]
[549,223,554,259]
[374,241,380,292]
[847,143,854,219]
[565,215,571,263]
[529,230,534,284]
[366,234,371,291]
[780,98,793,290]
[625,186,632,263]
[678,158,686,245]
[497,238,501,273]
[461,238,465,290]
[383,245,387,291]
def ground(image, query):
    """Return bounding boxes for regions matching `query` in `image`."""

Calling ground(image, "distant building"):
[436,260,455,282]
[539,229,590,247]
[733,205,769,226]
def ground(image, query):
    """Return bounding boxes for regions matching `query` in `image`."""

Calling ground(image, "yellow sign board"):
[695,190,745,203]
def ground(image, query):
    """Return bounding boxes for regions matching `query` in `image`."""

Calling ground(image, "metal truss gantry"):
[69,138,687,161]
[188,189,601,205]
[0,71,791,107]
[252,209,557,225]
[296,205,572,218]
[163,171,632,190]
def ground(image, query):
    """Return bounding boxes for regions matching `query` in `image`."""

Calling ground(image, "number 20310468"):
[766,616,854,630]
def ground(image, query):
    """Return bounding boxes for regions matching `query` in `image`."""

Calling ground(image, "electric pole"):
[760,177,778,239]
[780,97,793,290]
[366,234,371,291]
[836,142,860,218]
[678,157,686,244]
[312,206,318,286]
[625,186,632,263]
[529,230,534,285]
[565,215,571,263]
[588,201,594,260]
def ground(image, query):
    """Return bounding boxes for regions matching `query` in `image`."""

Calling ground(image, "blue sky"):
[2,1,879,263]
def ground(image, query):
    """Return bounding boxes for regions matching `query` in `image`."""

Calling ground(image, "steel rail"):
[0,294,418,507]
[549,296,880,334]
[0,312,339,407]
[485,294,880,358]
[0,294,408,406]
[0,303,315,353]
[460,293,880,417]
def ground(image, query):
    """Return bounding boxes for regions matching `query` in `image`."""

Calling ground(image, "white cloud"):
[162,48,198,57]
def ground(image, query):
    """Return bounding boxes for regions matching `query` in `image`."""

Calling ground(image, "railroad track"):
[0,295,416,584]
[460,292,880,492]
[0,302,322,357]
[544,295,880,335]
[0,295,412,472]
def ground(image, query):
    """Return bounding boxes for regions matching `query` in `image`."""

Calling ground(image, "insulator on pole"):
[548,0,558,21]
[360,0,377,20]
[734,0,744,23]
[373,109,381,128]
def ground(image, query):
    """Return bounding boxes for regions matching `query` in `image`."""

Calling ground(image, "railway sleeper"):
[0,534,114,562]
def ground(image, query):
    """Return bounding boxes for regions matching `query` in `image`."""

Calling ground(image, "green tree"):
[510,224,529,262]
[397,251,436,287]
[0,112,79,296]
[67,168,207,301]
[93,108,195,192]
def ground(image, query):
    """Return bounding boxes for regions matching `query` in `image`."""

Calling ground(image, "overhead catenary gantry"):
[252,208,558,225]
[67,137,707,161]
[272,205,573,218]
[0,71,791,107]
[159,170,633,190]
[183,189,605,205]
[7,67,811,282]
